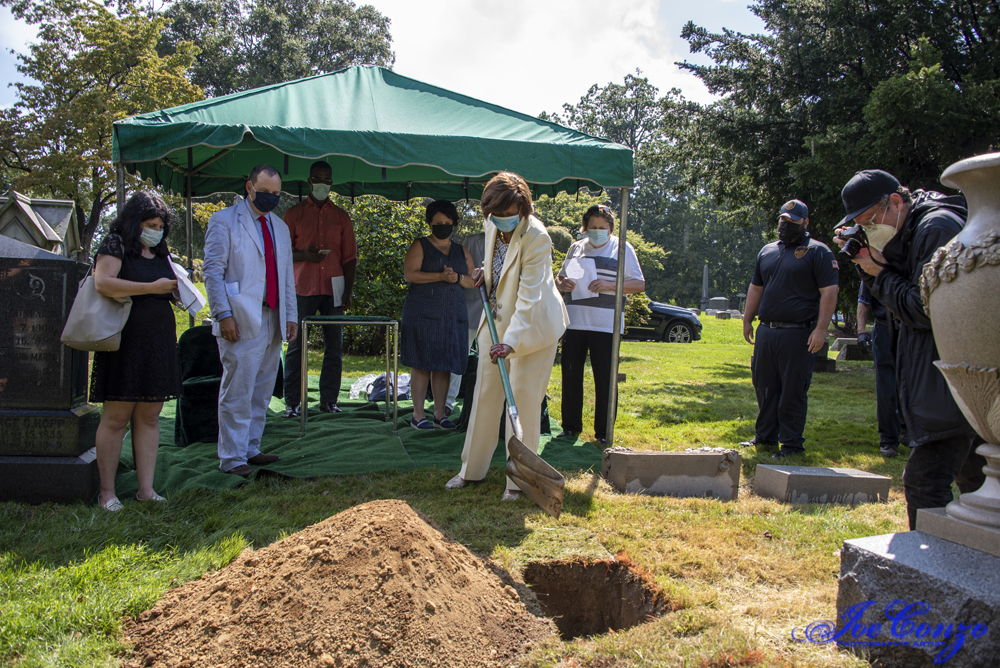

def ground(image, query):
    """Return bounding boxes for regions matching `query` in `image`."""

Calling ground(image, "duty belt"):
[761,321,812,329]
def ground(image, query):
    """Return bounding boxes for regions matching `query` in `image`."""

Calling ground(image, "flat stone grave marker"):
[715,311,731,320]
[602,447,741,500]
[754,465,889,504]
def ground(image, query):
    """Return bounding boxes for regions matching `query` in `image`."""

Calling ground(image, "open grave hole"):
[523,558,670,640]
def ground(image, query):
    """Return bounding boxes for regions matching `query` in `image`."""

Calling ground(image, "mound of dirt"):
[123,500,553,668]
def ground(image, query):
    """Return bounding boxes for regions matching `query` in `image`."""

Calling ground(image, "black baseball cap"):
[838,169,901,227]
[778,199,809,221]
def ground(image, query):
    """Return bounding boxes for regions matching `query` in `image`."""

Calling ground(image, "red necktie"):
[259,215,279,310]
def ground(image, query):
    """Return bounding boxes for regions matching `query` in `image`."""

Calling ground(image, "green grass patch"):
[3,319,898,668]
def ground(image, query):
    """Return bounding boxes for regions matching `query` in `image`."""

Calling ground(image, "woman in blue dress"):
[400,201,477,429]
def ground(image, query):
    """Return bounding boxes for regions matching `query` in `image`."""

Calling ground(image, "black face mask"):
[431,225,453,240]
[778,220,804,245]
[250,185,281,213]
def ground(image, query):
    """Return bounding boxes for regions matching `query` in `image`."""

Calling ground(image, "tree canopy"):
[0,0,202,256]
[675,0,1000,322]
[157,0,394,98]
[543,73,767,307]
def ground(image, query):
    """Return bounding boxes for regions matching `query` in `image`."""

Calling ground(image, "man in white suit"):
[204,165,298,476]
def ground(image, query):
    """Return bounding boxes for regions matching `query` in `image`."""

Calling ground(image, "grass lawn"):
[0,318,908,667]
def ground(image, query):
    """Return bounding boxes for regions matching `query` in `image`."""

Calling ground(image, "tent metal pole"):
[186,147,194,328]
[606,187,629,445]
[115,163,125,219]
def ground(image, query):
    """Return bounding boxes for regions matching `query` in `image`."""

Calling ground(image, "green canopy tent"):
[111,64,636,441]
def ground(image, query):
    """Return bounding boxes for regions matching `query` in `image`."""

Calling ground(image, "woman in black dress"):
[400,201,477,430]
[91,191,181,511]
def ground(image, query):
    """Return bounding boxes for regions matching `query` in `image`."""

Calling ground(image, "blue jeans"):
[282,295,343,406]
[872,322,901,448]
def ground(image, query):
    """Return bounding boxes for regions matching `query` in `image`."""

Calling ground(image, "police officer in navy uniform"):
[857,282,901,457]
[740,200,840,458]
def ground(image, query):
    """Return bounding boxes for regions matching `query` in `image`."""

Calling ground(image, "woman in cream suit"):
[446,172,569,500]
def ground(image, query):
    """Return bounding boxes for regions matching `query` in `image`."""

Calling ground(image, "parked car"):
[623,301,702,343]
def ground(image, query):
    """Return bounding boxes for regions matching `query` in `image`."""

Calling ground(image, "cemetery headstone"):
[708,296,729,310]
[602,447,740,500]
[0,236,99,503]
[813,340,836,373]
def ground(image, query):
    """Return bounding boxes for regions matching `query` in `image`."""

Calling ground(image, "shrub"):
[309,195,427,355]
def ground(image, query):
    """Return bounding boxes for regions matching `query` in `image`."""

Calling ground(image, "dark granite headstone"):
[813,340,836,373]
[0,236,100,502]
[837,532,1000,668]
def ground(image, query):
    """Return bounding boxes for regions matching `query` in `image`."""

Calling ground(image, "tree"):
[157,0,394,97]
[0,0,202,256]
[675,0,1000,324]
[544,73,768,307]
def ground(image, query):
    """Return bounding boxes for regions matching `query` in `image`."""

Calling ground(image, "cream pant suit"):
[458,215,570,490]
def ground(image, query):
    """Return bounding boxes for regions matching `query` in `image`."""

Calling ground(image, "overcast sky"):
[0,0,765,114]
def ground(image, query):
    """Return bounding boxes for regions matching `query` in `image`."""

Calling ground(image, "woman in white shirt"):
[555,205,645,444]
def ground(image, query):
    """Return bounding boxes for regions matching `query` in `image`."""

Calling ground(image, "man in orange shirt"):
[282,161,358,417]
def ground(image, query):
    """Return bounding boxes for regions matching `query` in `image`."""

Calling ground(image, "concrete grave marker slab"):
[601,447,740,500]
[829,337,858,352]
[754,465,889,504]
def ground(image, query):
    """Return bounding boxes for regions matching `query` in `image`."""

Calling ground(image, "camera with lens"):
[837,224,869,259]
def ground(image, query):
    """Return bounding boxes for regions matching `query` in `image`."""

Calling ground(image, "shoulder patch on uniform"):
[795,246,809,259]
[832,259,839,269]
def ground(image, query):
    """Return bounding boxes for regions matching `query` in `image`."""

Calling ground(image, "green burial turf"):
[114,375,601,497]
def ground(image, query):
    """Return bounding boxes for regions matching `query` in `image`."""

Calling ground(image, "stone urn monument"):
[920,151,1000,541]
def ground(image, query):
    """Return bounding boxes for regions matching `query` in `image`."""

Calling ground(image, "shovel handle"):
[479,284,519,417]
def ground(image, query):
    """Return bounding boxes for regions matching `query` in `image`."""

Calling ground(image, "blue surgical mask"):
[491,213,521,233]
[588,229,610,245]
[250,184,281,213]
[140,228,163,248]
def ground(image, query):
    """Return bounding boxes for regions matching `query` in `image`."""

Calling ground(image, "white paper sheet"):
[170,261,208,317]
[563,257,599,300]
[330,276,345,307]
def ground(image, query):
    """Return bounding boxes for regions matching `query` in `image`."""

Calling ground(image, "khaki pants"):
[459,330,557,490]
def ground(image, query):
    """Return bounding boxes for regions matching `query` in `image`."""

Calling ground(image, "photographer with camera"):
[741,200,840,459]
[857,282,900,458]
[834,169,984,529]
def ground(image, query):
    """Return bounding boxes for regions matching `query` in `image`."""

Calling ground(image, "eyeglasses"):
[309,177,334,185]
[858,201,887,227]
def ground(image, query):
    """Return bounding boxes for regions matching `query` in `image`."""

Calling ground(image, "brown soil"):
[122,500,554,668]
[522,558,670,640]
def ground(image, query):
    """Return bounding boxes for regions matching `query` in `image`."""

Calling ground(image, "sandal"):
[136,492,167,502]
[445,474,468,489]
[410,417,434,430]
[100,496,124,512]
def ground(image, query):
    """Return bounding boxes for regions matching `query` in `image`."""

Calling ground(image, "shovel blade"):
[505,436,565,518]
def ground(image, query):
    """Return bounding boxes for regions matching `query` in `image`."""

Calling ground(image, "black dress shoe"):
[247,452,281,465]
[772,450,803,460]
[283,404,301,418]
[596,437,607,445]
[319,403,342,413]
[556,430,577,439]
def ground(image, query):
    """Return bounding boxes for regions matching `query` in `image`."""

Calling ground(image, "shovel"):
[479,284,565,518]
